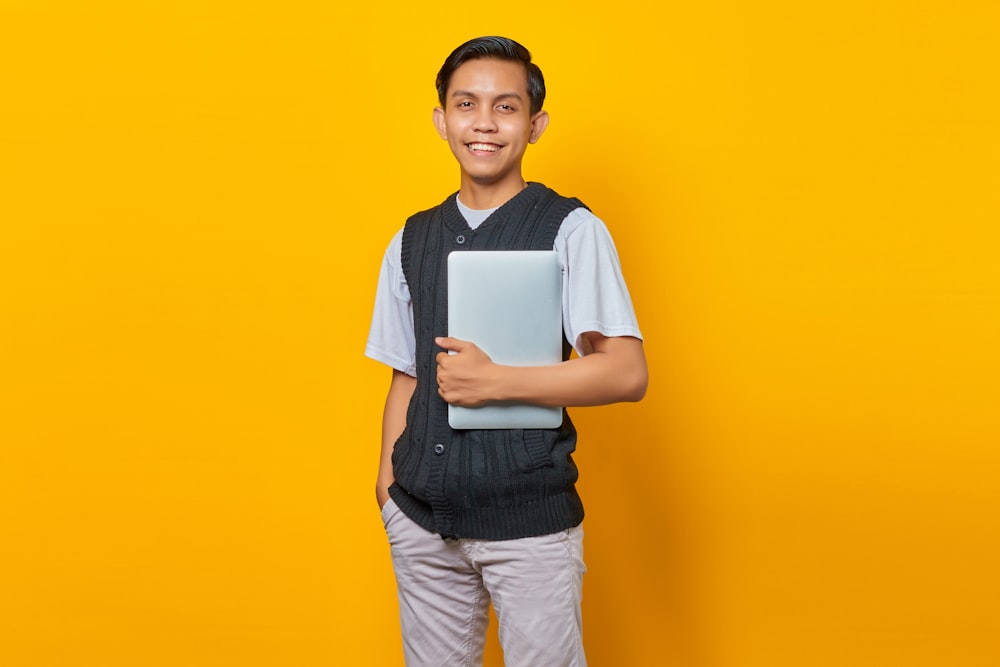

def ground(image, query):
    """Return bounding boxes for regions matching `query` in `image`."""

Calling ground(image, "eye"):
[497,104,515,112]
[457,101,474,109]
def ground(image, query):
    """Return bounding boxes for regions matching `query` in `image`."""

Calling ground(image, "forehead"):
[447,58,530,97]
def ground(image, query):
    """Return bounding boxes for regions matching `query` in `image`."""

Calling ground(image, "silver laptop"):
[447,250,564,429]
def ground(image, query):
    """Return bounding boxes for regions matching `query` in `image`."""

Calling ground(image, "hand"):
[435,337,497,406]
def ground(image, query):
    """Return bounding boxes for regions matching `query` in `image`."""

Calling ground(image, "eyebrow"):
[450,90,524,102]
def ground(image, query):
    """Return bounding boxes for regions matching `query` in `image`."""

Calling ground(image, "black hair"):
[436,36,546,115]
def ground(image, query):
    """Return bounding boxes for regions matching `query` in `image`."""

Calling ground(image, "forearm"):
[491,335,647,407]
[436,333,647,408]
[377,369,416,507]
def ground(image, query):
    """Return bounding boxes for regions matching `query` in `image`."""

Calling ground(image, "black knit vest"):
[389,182,588,540]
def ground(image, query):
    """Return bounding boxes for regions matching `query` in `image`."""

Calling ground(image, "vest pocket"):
[512,429,555,471]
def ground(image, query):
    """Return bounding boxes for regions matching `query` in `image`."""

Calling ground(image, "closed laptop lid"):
[447,250,564,429]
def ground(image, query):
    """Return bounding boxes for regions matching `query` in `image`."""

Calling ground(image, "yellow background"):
[2,1,998,665]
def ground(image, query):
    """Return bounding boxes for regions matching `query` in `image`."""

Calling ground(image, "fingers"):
[435,337,472,368]
[435,336,465,352]
[433,338,492,407]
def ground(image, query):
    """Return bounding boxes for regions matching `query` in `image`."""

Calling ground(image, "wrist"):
[487,363,514,402]
[376,485,391,508]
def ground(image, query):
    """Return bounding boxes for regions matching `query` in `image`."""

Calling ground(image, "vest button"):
[433,443,445,455]
[455,235,466,245]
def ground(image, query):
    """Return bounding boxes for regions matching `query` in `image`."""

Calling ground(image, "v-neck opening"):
[444,182,544,234]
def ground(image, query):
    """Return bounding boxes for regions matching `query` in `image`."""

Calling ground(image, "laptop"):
[447,250,564,429]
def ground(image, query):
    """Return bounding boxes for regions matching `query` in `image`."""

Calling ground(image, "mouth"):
[467,142,501,154]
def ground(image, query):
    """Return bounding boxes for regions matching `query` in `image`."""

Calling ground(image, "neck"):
[457,173,528,210]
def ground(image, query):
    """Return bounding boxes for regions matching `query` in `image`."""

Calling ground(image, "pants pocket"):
[380,496,400,529]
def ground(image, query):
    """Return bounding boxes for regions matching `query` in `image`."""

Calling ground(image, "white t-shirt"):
[365,199,642,377]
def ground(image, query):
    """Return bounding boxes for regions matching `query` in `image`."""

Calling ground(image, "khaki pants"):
[381,498,587,667]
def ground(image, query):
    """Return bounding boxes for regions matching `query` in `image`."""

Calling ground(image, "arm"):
[435,331,647,408]
[376,369,416,508]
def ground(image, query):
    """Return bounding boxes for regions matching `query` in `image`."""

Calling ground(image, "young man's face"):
[433,58,549,191]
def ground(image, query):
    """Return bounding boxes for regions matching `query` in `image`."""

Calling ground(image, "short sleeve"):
[364,229,417,376]
[555,208,643,355]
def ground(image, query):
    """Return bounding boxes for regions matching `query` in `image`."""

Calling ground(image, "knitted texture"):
[390,183,588,540]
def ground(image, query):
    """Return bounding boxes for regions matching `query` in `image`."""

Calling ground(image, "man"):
[365,36,647,666]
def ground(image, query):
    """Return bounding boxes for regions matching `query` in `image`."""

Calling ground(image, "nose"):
[472,107,498,133]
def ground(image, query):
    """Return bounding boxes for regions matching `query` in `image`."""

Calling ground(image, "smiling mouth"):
[467,143,500,153]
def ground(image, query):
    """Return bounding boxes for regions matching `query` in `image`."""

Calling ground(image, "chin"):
[468,174,510,188]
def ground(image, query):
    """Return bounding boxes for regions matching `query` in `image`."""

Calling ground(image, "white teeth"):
[468,143,499,152]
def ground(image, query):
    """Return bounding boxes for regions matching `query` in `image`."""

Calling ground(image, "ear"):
[528,110,550,144]
[432,107,448,140]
